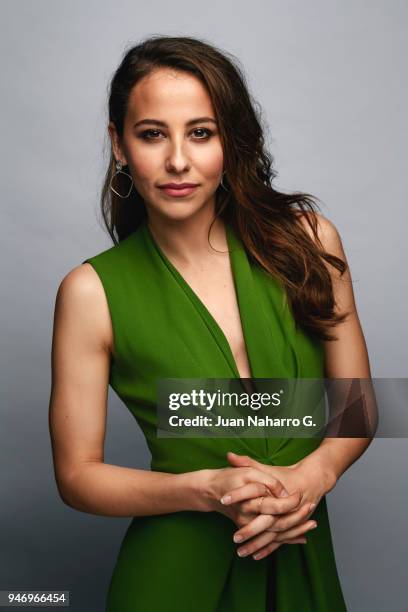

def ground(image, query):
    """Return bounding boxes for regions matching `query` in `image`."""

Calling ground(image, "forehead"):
[126,68,215,121]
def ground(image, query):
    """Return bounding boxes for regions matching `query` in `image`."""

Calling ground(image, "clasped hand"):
[212,451,335,561]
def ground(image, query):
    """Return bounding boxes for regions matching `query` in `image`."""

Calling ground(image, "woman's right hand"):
[198,467,312,549]
[200,466,302,525]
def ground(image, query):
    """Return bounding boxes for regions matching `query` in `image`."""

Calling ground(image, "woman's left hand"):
[223,451,337,560]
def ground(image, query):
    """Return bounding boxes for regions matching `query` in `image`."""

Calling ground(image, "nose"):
[165,136,190,173]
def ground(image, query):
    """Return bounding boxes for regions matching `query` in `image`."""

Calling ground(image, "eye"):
[191,128,213,139]
[139,129,163,140]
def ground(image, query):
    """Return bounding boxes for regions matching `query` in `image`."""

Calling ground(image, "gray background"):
[1,1,407,610]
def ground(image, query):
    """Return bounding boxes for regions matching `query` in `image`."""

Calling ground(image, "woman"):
[49,35,372,611]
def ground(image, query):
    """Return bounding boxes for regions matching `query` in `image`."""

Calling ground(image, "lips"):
[158,184,199,198]
[159,183,198,189]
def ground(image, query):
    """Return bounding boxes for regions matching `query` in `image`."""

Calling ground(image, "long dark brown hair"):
[99,34,350,341]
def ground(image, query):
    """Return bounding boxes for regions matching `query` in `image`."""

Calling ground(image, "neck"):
[146,206,228,266]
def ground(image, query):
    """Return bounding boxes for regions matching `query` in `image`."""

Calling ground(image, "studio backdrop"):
[1,1,407,611]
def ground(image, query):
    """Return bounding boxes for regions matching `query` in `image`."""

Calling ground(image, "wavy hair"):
[99,34,349,341]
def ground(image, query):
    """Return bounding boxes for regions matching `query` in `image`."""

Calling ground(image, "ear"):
[108,121,127,165]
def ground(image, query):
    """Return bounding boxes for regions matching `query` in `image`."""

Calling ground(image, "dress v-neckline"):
[143,221,254,380]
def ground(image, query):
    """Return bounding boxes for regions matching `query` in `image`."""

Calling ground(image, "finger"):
[239,499,256,515]
[252,541,282,560]
[221,483,301,511]
[275,520,317,543]
[282,537,307,545]
[226,454,291,498]
[233,505,259,526]
[252,536,308,561]
[236,528,278,558]
[265,501,316,532]
[248,471,292,499]
[221,482,266,505]
[237,534,308,559]
[227,452,259,468]
[233,513,274,544]
[242,492,303,515]
[260,476,290,499]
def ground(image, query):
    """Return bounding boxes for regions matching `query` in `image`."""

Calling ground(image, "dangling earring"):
[220,170,229,192]
[109,160,134,198]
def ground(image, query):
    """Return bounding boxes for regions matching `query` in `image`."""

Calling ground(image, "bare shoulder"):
[56,263,105,319]
[57,262,101,296]
[55,263,113,353]
[295,210,344,259]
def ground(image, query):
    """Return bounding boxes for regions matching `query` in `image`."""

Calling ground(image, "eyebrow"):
[133,116,217,128]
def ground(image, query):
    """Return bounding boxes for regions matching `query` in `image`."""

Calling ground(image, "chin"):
[150,198,215,222]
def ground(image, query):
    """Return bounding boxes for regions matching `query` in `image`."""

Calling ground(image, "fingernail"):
[220,495,231,505]
[237,548,248,557]
[253,553,262,560]
[310,522,317,529]
[309,503,316,512]
[233,534,243,543]
[280,490,289,497]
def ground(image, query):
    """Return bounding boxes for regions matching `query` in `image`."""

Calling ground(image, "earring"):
[220,170,229,192]
[109,160,134,198]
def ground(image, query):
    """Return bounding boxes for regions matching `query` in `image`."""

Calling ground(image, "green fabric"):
[83,221,347,611]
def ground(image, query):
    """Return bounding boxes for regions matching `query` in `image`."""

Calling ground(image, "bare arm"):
[48,263,209,517]
[294,213,373,483]
[49,264,297,519]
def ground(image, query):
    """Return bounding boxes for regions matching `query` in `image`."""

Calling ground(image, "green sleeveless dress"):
[83,220,347,611]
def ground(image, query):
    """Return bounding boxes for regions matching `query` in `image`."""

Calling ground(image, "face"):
[109,68,224,223]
